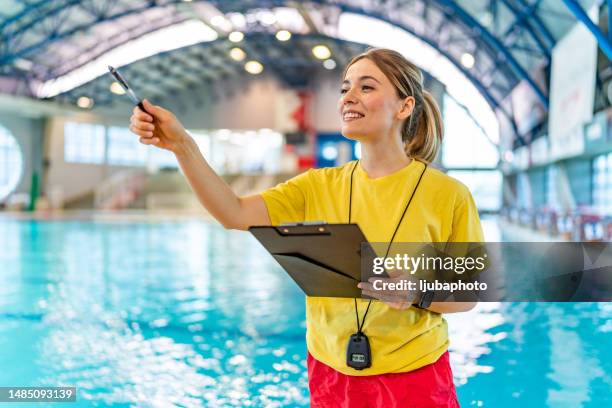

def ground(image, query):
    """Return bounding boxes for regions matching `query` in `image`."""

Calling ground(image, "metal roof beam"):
[508,0,555,47]
[499,0,551,57]
[294,2,320,33]
[327,3,521,144]
[0,0,52,30]
[0,0,182,68]
[506,43,549,57]
[436,0,548,108]
[0,0,81,35]
[51,18,189,78]
[0,0,528,140]
[609,0,612,41]
[562,0,612,62]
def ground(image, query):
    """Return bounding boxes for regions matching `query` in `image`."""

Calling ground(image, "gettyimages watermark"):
[360,242,612,302]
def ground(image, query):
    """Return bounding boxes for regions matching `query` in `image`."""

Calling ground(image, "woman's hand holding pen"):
[129,99,192,154]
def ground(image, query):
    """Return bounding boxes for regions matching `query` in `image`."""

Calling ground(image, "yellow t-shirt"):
[261,159,484,376]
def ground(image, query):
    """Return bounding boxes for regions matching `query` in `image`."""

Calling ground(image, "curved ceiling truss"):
[53,33,369,110]
[0,0,596,136]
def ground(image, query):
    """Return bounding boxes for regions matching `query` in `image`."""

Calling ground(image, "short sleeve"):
[446,187,486,298]
[449,188,484,243]
[260,170,311,225]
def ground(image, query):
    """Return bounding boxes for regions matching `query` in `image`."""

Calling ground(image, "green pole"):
[28,172,39,212]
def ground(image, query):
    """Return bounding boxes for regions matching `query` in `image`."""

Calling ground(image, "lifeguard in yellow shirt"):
[130,47,483,408]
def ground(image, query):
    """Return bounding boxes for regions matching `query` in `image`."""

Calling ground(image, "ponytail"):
[403,90,443,163]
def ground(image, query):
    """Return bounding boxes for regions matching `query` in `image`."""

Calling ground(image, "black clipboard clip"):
[276,221,329,236]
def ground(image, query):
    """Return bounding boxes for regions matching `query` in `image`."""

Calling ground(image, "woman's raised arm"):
[129,99,271,230]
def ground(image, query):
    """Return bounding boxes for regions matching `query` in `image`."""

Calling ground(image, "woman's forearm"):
[426,301,477,314]
[173,137,252,230]
[129,101,270,230]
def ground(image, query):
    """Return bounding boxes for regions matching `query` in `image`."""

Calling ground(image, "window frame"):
[0,124,25,202]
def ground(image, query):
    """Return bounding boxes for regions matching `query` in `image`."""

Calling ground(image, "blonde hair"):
[343,48,443,163]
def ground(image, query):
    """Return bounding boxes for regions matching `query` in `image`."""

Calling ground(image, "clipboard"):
[249,223,377,298]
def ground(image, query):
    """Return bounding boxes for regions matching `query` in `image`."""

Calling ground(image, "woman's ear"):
[397,96,415,120]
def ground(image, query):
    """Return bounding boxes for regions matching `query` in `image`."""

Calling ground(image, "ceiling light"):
[210,15,225,26]
[461,52,475,68]
[323,59,336,70]
[77,96,94,109]
[258,11,277,26]
[244,60,263,75]
[229,47,246,61]
[480,12,493,27]
[227,13,246,29]
[312,44,331,60]
[275,30,292,41]
[14,58,33,71]
[210,15,233,31]
[229,31,244,42]
[110,81,126,95]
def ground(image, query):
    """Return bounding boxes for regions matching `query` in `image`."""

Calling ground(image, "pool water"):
[0,219,610,407]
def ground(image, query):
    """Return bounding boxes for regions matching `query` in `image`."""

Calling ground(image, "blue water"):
[0,219,610,407]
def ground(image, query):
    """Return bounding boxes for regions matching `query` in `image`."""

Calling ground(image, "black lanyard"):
[348,159,428,335]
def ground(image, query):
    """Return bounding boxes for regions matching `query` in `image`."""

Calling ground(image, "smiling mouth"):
[343,112,364,122]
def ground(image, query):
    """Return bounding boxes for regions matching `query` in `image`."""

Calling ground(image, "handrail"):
[94,170,146,210]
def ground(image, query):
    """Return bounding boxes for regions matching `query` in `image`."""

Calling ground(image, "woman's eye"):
[340,89,348,94]
[362,85,373,91]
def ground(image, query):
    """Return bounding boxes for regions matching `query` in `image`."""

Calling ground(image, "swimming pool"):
[0,218,610,407]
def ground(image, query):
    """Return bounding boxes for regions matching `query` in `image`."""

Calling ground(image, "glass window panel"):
[107,126,148,166]
[593,152,612,215]
[0,124,24,201]
[64,122,105,164]
[149,147,178,169]
[446,170,502,211]
[442,95,499,168]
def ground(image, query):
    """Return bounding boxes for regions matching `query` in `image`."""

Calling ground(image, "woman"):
[130,48,483,407]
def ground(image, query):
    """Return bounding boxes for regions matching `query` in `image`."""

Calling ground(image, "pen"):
[107,65,146,112]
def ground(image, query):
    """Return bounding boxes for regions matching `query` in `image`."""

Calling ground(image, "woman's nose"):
[341,88,357,105]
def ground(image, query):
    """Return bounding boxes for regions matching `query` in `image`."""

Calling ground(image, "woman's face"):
[338,58,411,142]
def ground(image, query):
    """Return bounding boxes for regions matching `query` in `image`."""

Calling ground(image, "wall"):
[311,72,343,132]
[170,72,343,132]
[527,167,547,208]
[565,158,592,207]
[10,67,449,203]
[45,111,146,202]
[208,76,280,129]
[30,71,346,202]
[42,76,281,202]
[0,112,44,196]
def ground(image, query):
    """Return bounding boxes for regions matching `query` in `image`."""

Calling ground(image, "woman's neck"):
[359,138,411,178]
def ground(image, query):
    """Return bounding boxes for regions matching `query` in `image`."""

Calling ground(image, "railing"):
[145,193,200,211]
[94,170,146,210]
[502,206,612,241]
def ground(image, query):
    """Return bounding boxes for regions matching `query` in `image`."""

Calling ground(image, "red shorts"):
[307,351,460,408]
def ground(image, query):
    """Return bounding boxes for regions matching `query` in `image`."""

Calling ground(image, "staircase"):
[94,170,147,210]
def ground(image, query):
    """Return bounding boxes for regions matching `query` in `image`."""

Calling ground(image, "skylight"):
[37,20,218,98]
